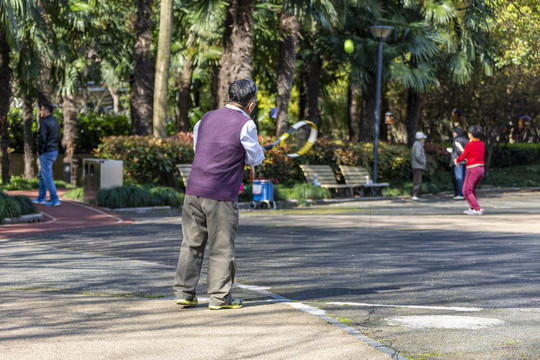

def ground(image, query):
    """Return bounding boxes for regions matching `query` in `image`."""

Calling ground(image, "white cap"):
[415,131,427,140]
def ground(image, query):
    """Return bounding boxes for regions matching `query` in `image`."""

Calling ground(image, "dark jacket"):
[37,115,60,155]
[449,128,468,167]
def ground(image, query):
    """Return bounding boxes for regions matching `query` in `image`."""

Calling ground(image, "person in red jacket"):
[454,125,485,215]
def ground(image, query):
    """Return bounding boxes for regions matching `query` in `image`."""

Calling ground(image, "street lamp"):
[369,25,393,183]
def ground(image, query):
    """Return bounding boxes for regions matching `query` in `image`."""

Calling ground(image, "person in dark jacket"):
[32,102,61,206]
[449,128,468,200]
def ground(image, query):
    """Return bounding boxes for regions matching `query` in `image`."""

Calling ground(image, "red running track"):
[1,189,132,238]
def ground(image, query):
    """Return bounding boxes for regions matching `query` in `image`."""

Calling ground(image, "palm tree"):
[0,0,42,184]
[216,0,255,107]
[153,0,174,137]
[131,0,155,135]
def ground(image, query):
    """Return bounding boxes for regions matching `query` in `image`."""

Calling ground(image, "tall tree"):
[131,0,155,135]
[216,0,255,107]
[0,0,41,184]
[153,0,173,137]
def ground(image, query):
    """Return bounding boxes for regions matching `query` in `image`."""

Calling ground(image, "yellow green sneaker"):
[176,297,198,307]
[208,299,243,310]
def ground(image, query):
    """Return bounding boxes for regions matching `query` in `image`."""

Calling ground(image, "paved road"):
[1,191,539,359]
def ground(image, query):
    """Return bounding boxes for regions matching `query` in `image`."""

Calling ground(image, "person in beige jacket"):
[411,131,427,200]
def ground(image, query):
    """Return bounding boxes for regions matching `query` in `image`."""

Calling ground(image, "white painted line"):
[69,201,125,223]
[326,301,484,312]
[387,315,504,329]
[39,211,57,224]
[236,283,408,360]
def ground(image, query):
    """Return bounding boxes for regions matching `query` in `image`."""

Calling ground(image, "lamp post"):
[369,25,393,183]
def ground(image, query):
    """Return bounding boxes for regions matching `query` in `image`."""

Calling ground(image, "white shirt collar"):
[225,104,251,119]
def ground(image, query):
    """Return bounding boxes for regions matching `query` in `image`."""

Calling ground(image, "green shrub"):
[94,135,194,187]
[96,185,184,209]
[11,195,39,215]
[287,183,331,202]
[0,196,22,223]
[490,143,540,167]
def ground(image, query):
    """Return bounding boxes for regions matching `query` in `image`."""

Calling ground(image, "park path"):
[1,189,132,238]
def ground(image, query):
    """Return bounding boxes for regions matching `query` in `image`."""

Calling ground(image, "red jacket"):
[455,140,485,167]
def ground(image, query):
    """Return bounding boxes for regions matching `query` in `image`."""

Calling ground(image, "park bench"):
[176,164,192,187]
[299,164,356,197]
[338,165,389,197]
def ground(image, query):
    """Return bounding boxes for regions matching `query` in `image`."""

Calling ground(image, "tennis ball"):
[344,39,354,54]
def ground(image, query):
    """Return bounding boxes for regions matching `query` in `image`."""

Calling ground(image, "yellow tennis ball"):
[344,39,354,54]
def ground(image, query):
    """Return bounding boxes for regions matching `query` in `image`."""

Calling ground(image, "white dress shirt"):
[193,104,265,167]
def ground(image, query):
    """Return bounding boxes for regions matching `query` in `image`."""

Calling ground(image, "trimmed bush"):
[96,185,184,209]
[94,135,194,187]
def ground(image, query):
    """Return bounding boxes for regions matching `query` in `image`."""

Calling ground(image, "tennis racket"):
[263,120,318,158]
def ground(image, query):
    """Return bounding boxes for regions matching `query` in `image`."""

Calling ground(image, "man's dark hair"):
[41,102,54,114]
[452,127,463,137]
[468,125,483,139]
[228,79,257,107]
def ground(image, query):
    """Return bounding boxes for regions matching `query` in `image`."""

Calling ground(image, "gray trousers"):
[412,169,423,197]
[173,195,238,307]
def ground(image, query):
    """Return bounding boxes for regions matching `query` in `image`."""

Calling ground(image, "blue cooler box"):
[252,180,274,202]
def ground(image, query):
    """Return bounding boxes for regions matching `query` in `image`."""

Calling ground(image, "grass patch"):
[63,187,83,201]
[0,175,75,191]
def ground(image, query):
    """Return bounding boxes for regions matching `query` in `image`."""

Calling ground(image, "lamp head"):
[369,25,394,41]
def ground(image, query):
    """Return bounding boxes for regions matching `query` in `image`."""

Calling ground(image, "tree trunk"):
[153,0,174,138]
[109,88,121,113]
[275,11,300,136]
[23,96,37,179]
[62,95,78,186]
[359,89,375,142]
[217,0,255,107]
[346,80,359,141]
[175,54,194,132]
[131,0,155,136]
[303,54,322,128]
[0,32,11,185]
[211,65,220,110]
[406,88,422,148]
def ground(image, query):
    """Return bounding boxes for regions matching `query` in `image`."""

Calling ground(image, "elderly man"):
[173,79,265,310]
[411,131,427,200]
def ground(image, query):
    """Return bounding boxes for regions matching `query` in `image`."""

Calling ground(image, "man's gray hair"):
[228,79,257,107]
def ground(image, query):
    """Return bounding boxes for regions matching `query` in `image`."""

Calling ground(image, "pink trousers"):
[463,166,484,211]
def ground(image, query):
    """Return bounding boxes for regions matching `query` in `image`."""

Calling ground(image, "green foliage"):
[286,183,332,204]
[11,195,39,215]
[8,109,130,153]
[0,176,74,191]
[74,112,131,152]
[484,163,540,188]
[0,192,38,223]
[63,187,84,201]
[94,135,194,186]
[491,143,540,168]
[96,185,184,209]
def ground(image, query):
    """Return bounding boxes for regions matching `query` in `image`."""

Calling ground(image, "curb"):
[3,213,44,225]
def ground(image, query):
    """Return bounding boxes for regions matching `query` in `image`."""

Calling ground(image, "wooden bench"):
[176,164,192,187]
[299,164,356,196]
[338,165,389,196]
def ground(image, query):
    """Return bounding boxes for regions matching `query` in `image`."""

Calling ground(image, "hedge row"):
[95,133,540,187]
[95,133,451,186]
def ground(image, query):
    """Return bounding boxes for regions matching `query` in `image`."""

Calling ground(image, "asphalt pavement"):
[1,190,539,359]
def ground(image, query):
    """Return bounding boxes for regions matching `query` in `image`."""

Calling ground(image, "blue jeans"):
[454,164,466,196]
[37,151,59,202]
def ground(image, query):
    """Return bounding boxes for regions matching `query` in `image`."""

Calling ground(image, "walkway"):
[1,189,132,238]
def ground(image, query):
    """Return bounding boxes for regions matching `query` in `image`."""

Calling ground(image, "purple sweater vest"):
[186,108,250,201]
